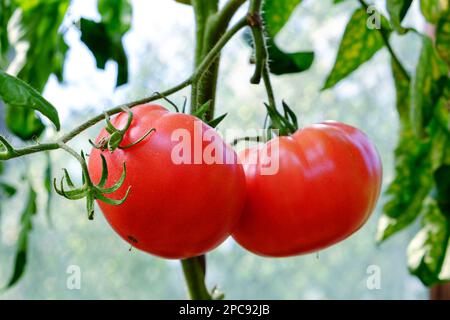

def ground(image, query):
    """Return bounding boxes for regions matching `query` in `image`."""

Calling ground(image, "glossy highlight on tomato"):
[232,121,382,257]
[88,104,246,259]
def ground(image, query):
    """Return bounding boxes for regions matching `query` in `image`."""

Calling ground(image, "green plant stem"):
[248,0,265,84]
[249,0,262,13]
[190,0,247,117]
[262,66,276,108]
[190,0,219,112]
[181,256,212,300]
[57,142,91,185]
[357,0,410,81]
[247,0,276,108]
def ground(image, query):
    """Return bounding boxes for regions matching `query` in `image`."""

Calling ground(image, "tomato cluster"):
[88,104,382,259]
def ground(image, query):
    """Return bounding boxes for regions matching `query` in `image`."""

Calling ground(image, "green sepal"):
[207,113,227,128]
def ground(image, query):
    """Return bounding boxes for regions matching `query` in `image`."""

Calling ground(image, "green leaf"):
[79,18,129,87]
[420,0,449,24]
[377,129,433,242]
[4,184,37,289]
[407,197,450,286]
[262,0,302,37]
[386,0,413,33]
[434,79,450,134]
[243,30,314,76]
[0,0,16,68]
[259,0,314,75]
[436,11,450,68]
[391,57,411,125]
[411,36,448,137]
[0,69,60,130]
[175,0,191,4]
[267,38,314,75]
[0,181,16,197]
[79,0,131,87]
[322,8,386,90]
[5,107,45,140]
[98,0,132,36]
[435,165,450,217]
[5,0,69,140]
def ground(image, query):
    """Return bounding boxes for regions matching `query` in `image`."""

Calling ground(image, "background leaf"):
[266,38,314,75]
[3,184,37,289]
[98,0,132,36]
[0,0,16,68]
[436,10,450,68]
[407,197,450,286]
[377,130,433,242]
[0,181,16,197]
[420,0,449,24]
[79,0,131,87]
[435,165,450,217]
[322,8,385,90]
[0,69,60,130]
[5,0,69,140]
[410,36,448,137]
[262,0,302,37]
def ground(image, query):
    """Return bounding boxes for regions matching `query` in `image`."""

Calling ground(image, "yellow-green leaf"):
[263,0,302,37]
[407,196,450,286]
[322,8,385,90]
[411,36,448,137]
[420,0,449,24]
[436,11,450,68]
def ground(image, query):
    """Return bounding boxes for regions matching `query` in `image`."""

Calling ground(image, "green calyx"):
[53,152,131,220]
[192,100,227,128]
[265,100,298,137]
[89,108,155,152]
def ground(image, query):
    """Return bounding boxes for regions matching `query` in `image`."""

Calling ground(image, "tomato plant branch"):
[357,0,410,81]
[198,0,248,115]
[246,0,276,109]
[181,257,212,300]
[216,0,248,30]
[57,142,88,175]
[262,60,276,108]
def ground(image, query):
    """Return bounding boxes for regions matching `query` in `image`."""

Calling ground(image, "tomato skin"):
[88,104,246,259]
[232,121,382,257]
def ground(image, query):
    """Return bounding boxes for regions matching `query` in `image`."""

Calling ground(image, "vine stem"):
[357,0,410,81]
[181,257,212,300]
[57,142,89,180]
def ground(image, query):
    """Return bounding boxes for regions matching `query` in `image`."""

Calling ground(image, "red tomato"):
[88,104,246,259]
[232,121,382,257]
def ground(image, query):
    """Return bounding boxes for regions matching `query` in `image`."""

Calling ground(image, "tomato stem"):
[181,256,212,300]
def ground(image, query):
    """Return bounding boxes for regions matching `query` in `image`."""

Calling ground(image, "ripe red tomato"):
[232,121,382,257]
[88,104,246,259]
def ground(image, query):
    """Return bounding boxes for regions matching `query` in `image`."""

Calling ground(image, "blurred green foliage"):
[0,0,448,298]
